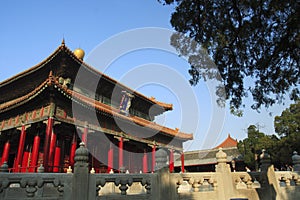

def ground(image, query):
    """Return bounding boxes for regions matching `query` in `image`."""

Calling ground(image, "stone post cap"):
[0,161,9,172]
[292,151,300,164]
[216,148,227,163]
[260,149,270,160]
[74,142,89,163]
[67,166,73,173]
[90,167,95,174]
[37,164,44,173]
[155,149,168,171]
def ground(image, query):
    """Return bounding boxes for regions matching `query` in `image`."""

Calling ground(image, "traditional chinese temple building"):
[0,40,193,173]
[174,134,244,172]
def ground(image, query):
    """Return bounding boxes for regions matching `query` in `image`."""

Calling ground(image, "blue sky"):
[0,1,292,151]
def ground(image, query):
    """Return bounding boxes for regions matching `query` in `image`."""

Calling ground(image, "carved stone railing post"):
[292,151,300,171]
[260,149,271,172]
[215,148,235,199]
[0,162,9,173]
[155,148,168,171]
[72,142,89,200]
[154,148,176,200]
[215,148,230,173]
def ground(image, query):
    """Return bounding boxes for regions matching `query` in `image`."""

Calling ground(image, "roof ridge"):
[214,133,238,149]
[0,42,173,110]
[0,43,67,87]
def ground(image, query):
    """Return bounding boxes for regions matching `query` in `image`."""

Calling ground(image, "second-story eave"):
[0,76,193,141]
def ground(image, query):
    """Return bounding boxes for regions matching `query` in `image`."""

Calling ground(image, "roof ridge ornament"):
[61,38,65,46]
[73,48,85,60]
[48,70,53,78]
[47,71,54,85]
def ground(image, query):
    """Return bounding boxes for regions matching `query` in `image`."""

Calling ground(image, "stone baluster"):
[292,151,300,171]
[115,177,133,195]
[95,178,106,195]
[141,178,152,194]
[37,164,44,173]
[25,180,38,197]
[189,177,201,192]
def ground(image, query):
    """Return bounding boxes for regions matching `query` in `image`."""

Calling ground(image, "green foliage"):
[274,101,300,137]
[274,101,300,164]
[238,125,277,170]
[238,102,300,169]
[159,0,300,111]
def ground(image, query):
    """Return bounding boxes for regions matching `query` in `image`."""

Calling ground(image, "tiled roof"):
[0,41,173,111]
[0,79,49,112]
[0,74,193,140]
[149,97,173,111]
[214,134,238,149]
[60,81,192,140]
[174,147,242,166]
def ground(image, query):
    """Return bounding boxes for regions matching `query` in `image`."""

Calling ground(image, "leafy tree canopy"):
[238,102,300,169]
[272,101,300,166]
[274,100,300,137]
[159,0,300,112]
[237,125,277,170]
[274,101,300,160]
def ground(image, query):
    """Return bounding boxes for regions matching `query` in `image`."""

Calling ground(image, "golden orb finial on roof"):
[73,48,85,60]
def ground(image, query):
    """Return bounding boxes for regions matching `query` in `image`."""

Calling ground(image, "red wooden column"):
[29,134,40,172]
[48,129,57,172]
[169,149,174,173]
[181,152,185,173]
[151,145,156,172]
[143,150,148,173]
[15,125,27,172]
[53,141,61,172]
[13,156,17,172]
[118,137,124,171]
[69,134,77,167]
[107,143,114,173]
[21,146,30,172]
[82,125,88,145]
[1,140,10,166]
[43,117,53,172]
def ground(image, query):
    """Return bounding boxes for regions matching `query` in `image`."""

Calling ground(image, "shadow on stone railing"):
[0,173,72,199]
[92,173,152,196]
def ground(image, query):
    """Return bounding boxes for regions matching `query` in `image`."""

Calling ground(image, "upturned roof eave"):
[0,42,173,111]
